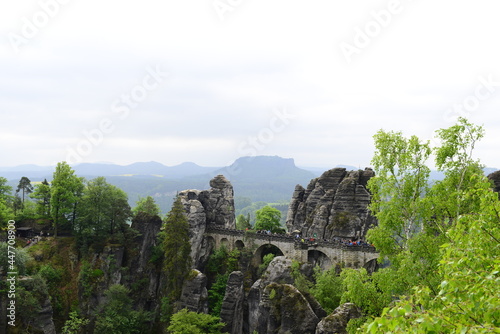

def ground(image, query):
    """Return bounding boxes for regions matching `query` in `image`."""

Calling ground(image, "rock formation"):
[488,170,500,197]
[178,174,235,268]
[286,168,376,240]
[247,256,325,334]
[315,303,362,334]
[220,271,245,334]
[177,269,208,313]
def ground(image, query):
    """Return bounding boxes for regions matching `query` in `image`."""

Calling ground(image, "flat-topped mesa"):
[286,167,376,240]
[178,174,236,267]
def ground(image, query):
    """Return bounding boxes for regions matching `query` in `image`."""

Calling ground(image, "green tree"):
[345,118,496,332]
[31,179,51,217]
[254,206,282,233]
[167,308,227,334]
[163,197,192,301]
[77,177,131,247]
[133,195,160,217]
[235,213,251,230]
[61,311,90,334]
[364,175,500,333]
[0,176,13,203]
[311,266,343,314]
[94,284,151,334]
[0,242,31,275]
[50,162,84,236]
[366,129,432,258]
[16,176,33,205]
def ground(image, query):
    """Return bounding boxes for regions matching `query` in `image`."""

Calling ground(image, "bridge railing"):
[204,225,377,253]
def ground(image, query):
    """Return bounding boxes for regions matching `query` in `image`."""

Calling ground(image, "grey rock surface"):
[315,302,362,334]
[177,269,208,314]
[286,168,376,240]
[220,271,245,334]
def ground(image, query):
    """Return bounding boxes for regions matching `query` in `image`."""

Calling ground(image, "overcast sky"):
[1,0,499,169]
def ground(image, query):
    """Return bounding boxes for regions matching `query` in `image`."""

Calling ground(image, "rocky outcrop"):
[178,175,235,268]
[315,303,362,334]
[488,170,500,197]
[262,283,320,334]
[220,271,245,334]
[177,269,208,313]
[286,168,376,240]
[247,257,324,334]
[127,213,164,312]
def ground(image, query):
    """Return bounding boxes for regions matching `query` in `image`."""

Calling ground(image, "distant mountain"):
[211,156,316,182]
[107,156,318,213]
[73,161,219,178]
[2,158,497,215]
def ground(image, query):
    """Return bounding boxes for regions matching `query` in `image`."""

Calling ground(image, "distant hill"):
[2,158,497,215]
[0,161,220,181]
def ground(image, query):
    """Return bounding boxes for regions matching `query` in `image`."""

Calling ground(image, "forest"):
[0,118,499,333]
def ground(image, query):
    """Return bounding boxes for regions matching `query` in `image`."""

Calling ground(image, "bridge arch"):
[220,238,229,248]
[253,244,284,266]
[234,239,245,250]
[308,250,332,270]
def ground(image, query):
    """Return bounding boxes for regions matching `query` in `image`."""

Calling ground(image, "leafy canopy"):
[254,205,282,233]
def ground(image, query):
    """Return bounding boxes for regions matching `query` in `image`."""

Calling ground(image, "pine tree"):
[162,196,192,301]
[16,176,33,205]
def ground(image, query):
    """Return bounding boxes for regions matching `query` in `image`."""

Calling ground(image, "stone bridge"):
[205,226,379,270]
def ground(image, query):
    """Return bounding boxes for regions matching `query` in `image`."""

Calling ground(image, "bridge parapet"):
[204,224,378,269]
[205,225,377,252]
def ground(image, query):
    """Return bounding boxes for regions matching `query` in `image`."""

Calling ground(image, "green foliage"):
[78,177,132,237]
[206,246,241,316]
[354,119,500,332]
[133,195,161,217]
[290,260,313,293]
[235,213,251,230]
[94,284,152,334]
[163,196,192,301]
[340,268,392,317]
[61,311,90,334]
[78,261,103,297]
[208,273,229,317]
[206,246,240,277]
[367,129,432,257]
[254,205,283,233]
[0,176,13,202]
[16,176,34,204]
[310,266,342,314]
[257,253,275,276]
[31,179,51,217]
[16,275,49,326]
[167,308,227,334]
[38,263,63,289]
[0,242,31,275]
[51,162,85,236]
[363,177,500,333]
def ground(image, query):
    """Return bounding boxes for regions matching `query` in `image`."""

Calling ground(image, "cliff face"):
[286,168,376,240]
[488,170,500,197]
[178,174,235,268]
[247,257,325,334]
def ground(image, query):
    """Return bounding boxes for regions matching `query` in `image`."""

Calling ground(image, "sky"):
[1,0,499,169]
